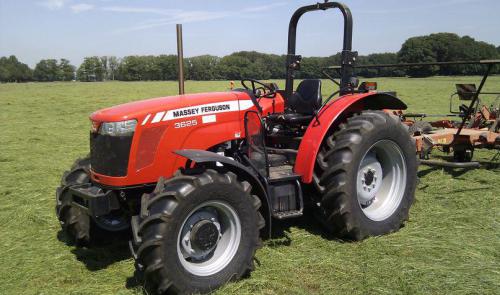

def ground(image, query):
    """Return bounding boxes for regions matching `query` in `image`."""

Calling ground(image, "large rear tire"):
[56,157,129,246]
[134,169,264,294]
[313,111,417,240]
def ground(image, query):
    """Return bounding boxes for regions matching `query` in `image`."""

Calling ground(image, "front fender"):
[294,92,407,183]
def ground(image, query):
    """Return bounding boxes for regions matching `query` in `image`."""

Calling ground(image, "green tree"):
[398,33,498,77]
[34,59,59,81]
[187,55,219,80]
[100,56,108,80]
[156,55,179,80]
[77,56,104,81]
[0,55,32,82]
[398,37,438,77]
[58,59,75,81]
[357,53,404,77]
[216,54,251,80]
[108,56,120,80]
[117,56,143,81]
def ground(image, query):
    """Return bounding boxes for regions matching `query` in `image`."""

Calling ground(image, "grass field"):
[0,77,499,294]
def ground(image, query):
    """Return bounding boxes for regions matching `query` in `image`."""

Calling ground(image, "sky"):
[1,0,499,67]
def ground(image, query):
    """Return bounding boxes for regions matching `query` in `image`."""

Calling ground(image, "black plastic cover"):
[90,132,133,176]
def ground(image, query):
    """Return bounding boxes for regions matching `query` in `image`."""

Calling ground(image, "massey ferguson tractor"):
[56,2,417,294]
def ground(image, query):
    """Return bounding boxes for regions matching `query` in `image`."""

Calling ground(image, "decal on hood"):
[141,100,254,125]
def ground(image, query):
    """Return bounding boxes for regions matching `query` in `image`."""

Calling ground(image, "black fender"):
[361,92,408,110]
[174,149,272,237]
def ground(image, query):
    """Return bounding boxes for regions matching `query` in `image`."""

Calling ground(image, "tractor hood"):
[90,91,247,123]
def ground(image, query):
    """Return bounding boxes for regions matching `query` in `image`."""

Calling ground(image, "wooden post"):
[176,24,185,95]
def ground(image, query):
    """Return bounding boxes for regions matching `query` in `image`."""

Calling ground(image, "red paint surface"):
[90,91,284,186]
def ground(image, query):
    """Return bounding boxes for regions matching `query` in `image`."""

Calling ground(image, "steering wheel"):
[241,79,277,113]
[241,79,277,99]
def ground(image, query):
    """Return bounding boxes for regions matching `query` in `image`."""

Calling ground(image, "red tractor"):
[56,2,417,294]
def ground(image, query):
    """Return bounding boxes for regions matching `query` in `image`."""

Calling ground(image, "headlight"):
[99,119,137,136]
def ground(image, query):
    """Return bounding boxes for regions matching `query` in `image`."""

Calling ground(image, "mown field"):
[0,77,499,294]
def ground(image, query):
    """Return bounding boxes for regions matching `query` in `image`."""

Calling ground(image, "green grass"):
[0,77,499,294]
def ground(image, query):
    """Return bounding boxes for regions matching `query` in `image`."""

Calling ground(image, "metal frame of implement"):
[328,60,500,168]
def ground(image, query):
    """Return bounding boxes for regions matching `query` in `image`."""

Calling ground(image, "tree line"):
[1,33,498,83]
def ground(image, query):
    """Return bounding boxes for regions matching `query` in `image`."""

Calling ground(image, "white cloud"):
[102,1,286,33]
[39,0,68,10]
[71,3,94,13]
[112,11,230,33]
[101,6,181,16]
[102,6,231,32]
[243,2,286,13]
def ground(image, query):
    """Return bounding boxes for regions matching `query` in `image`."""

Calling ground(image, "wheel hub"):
[190,220,220,252]
[357,152,383,206]
[180,209,222,261]
[364,169,375,186]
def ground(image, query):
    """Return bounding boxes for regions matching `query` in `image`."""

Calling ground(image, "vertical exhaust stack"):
[176,24,185,95]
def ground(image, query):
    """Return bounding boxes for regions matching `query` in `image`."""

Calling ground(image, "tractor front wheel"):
[56,157,129,246]
[134,169,264,294]
[314,111,417,240]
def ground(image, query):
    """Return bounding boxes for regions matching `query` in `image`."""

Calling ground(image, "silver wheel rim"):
[357,140,407,221]
[177,200,241,276]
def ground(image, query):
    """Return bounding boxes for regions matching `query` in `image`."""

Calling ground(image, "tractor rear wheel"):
[56,157,129,246]
[314,111,417,240]
[134,169,264,294]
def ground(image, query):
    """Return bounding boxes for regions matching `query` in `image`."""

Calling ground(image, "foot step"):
[273,210,303,219]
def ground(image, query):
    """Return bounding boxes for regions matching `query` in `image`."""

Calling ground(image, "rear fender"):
[294,92,407,183]
[174,149,272,237]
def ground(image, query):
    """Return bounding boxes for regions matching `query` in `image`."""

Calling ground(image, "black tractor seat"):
[266,79,322,125]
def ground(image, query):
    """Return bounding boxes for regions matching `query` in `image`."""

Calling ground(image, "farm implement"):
[407,66,500,167]
[327,60,500,167]
[54,1,496,294]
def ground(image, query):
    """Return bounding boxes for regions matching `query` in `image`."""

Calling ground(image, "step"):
[268,165,301,182]
[272,210,303,220]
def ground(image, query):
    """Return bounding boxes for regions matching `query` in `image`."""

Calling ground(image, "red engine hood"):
[90,91,245,122]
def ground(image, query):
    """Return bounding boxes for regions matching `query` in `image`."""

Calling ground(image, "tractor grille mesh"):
[90,132,133,177]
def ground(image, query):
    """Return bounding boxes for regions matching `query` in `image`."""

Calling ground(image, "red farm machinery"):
[55,1,498,294]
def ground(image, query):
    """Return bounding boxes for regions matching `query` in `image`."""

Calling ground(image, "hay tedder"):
[406,75,500,167]
[54,1,497,294]
[327,60,500,167]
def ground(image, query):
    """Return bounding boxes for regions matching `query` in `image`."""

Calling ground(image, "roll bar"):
[285,1,356,101]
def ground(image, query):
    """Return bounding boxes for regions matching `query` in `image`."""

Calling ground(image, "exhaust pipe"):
[176,24,185,95]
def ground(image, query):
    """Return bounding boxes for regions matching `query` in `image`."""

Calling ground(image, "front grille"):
[90,132,133,177]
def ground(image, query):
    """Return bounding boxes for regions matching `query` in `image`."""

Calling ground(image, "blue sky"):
[1,0,499,67]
